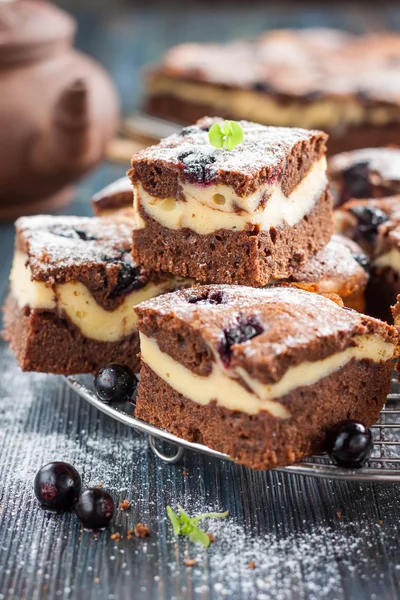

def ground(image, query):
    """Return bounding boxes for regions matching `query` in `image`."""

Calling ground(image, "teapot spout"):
[51,78,90,161]
[30,78,92,173]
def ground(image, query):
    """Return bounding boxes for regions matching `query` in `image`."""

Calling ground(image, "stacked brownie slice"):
[128,117,332,286]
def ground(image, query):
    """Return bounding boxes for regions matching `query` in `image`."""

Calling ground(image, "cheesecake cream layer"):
[149,77,399,129]
[374,249,400,273]
[134,157,327,235]
[140,333,395,417]
[10,251,175,343]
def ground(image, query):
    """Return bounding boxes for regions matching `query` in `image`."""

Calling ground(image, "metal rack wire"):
[65,376,400,482]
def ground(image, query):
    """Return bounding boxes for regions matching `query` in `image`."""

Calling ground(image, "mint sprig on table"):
[208,120,244,151]
[167,505,229,547]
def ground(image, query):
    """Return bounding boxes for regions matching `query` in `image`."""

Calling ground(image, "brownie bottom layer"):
[133,189,332,286]
[135,360,392,470]
[2,294,140,375]
[146,94,400,155]
[365,266,400,323]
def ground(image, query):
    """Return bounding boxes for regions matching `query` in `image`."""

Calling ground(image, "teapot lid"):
[0,0,76,66]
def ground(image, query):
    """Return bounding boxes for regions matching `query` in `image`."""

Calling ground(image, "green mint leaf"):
[208,123,224,148]
[189,526,211,548]
[230,121,244,146]
[191,510,229,525]
[223,120,233,136]
[177,505,192,524]
[166,506,181,536]
[208,120,244,151]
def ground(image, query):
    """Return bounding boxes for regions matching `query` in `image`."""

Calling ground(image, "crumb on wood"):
[378,520,384,526]
[97,483,103,488]
[119,499,131,511]
[135,523,150,538]
[42,585,49,592]
[336,511,342,519]
[248,561,256,570]
[94,578,100,584]
[110,532,121,541]
[182,471,188,476]
[184,558,196,567]
[207,533,216,543]
[127,528,135,540]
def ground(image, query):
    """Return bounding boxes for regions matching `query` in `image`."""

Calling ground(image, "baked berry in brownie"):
[285,234,369,312]
[2,215,184,374]
[134,285,398,469]
[145,29,400,154]
[334,196,400,256]
[128,117,332,286]
[92,176,134,218]
[329,148,400,206]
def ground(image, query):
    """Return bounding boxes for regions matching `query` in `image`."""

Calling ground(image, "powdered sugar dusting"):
[157,29,400,104]
[15,215,135,276]
[132,119,320,181]
[329,147,400,185]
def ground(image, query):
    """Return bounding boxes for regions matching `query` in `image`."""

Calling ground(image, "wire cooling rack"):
[64,376,400,482]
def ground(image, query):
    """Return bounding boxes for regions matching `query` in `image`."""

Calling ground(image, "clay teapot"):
[0,0,120,219]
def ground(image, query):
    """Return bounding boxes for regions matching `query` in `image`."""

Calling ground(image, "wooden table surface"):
[1,3,400,599]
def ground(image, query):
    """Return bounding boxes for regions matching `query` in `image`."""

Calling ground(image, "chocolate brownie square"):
[128,117,332,286]
[134,285,398,469]
[145,29,400,154]
[3,215,185,374]
[284,234,369,312]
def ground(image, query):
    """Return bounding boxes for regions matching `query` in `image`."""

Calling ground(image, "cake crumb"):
[94,578,100,584]
[378,520,384,526]
[182,471,188,477]
[127,528,135,540]
[110,532,121,542]
[135,523,150,538]
[97,483,103,488]
[42,585,49,592]
[184,558,196,567]
[119,499,131,511]
[248,561,256,570]
[207,533,216,543]
[336,512,342,519]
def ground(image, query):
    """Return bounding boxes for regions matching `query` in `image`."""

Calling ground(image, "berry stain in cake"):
[349,205,389,243]
[177,149,217,184]
[219,315,264,366]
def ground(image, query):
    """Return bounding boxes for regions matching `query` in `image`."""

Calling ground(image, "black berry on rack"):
[75,488,115,530]
[34,462,81,511]
[94,364,138,404]
[325,420,373,468]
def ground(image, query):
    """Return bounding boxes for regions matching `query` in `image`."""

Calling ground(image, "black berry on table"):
[75,488,115,530]
[325,420,373,468]
[34,462,81,511]
[94,364,138,404]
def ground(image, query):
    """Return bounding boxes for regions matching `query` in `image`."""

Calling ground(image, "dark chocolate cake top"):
[15,215,158,309]
[91,176,133,214]
[289,234,369,289]
[329,148,400,199]
[129,117,327,197]
[152,29,400,105]
[135,285,398,384]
